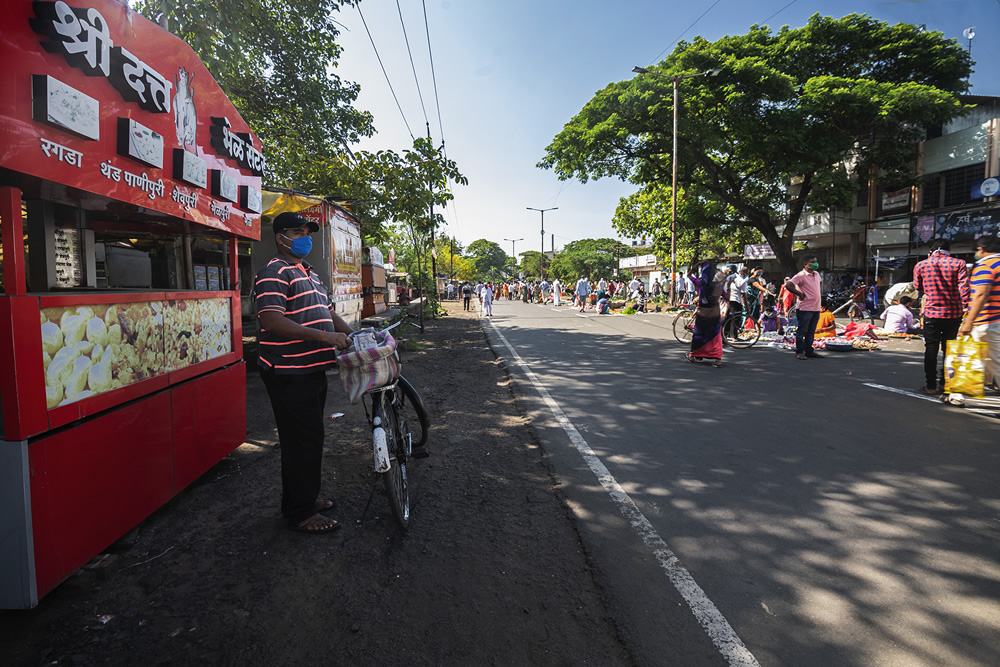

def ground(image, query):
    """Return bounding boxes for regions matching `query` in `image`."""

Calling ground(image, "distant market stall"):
[0,0,262,607]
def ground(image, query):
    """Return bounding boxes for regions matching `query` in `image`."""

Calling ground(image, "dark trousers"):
[260,369,329,524]
[796,310,820,355]
[923,317,961,390]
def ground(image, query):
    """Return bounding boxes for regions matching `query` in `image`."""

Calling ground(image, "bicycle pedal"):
[411,449,430,459]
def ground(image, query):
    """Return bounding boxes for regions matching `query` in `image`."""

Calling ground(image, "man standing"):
[552,277,562,306]
[461,281,473,311]
[256,212,353,534]
[628,275,642,298]
[958,234,1000,392]
[575,275,591,312]
[783,255,823,360]
[912,239,969,395]
[726,265,747,320]
[539,278,551,304]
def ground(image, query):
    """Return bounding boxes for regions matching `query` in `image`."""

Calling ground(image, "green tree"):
[539,14,971,275]
[550,239,629,282]
[466,240,508,280]
[519,251,545,280]
[135,0,374,183]
[613,184,758,269]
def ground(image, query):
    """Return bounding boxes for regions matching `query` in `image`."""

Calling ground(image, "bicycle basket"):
[338,330,401,404]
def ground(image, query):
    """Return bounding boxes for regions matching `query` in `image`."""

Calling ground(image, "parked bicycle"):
[826,285,873,324]
[672,301,760,348]
[342,320,429,529]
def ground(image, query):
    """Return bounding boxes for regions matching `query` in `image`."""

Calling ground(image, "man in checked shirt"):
[255,211,353,534]
[911,238,970,395]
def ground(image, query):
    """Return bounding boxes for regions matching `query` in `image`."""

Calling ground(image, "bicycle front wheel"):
[848,304,873,324]
[724,315,760,348]
[672,310,695,344]
[379,392,410,528]
[396,375,429,449]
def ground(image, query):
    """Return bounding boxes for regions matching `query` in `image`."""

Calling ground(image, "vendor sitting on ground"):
[815,298,837,338]
[880,295,923,335]
[596,291,611,315]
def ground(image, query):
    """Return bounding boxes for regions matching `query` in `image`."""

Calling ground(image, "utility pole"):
[526,207,556,278]
[504,238,523,277]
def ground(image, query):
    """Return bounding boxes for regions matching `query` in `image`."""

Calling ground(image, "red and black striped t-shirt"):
[255,257,338,374]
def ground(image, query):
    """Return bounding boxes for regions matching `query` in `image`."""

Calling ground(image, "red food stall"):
[0,0,261,608]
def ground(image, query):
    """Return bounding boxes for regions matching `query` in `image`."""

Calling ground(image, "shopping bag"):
[338,330,401,404]
[944,336,987,398]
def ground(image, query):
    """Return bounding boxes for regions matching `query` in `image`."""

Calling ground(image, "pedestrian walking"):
[482,283,494,316]
[912,239,969,395]
[958,234,1000,392]
[575,275,591,312]
[783,255,824,360]
[685,260,726,367]
[462,281,473,310]
[255,212,353,534]
[553,278,562,306]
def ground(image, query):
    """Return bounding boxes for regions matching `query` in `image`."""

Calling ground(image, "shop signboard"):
[909,208,1000,250]
[0,0,262,239]
[744,244,776,259]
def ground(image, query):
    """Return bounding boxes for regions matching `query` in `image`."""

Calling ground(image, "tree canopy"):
[612,184,758,270]
[539,13,972,275]
[548,238,630,282]
[466,239,509,280]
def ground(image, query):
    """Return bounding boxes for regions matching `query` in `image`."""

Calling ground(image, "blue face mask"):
[281,233,312,258]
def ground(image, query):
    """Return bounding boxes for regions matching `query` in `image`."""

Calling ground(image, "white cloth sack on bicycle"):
[338,330,401,404]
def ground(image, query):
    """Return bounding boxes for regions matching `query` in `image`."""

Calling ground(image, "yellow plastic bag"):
[944,336,987,398]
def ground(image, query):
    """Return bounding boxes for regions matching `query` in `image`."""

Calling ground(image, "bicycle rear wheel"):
[848,304,873,324]
[724,315,760,348]
[378,392,409,528]
[672,310,695,344]
[396,375,429,449]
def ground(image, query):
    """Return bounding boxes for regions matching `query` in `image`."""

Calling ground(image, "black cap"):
[272,211,319,233]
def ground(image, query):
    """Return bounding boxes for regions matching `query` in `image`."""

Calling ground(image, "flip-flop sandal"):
[289,513,340,534]
[314,499,334,512]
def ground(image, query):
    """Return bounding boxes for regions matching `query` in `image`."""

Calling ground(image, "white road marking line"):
[864,383,1000,417]
[486,319,760,667]
[863,383,942,403]
[575,313,589,318]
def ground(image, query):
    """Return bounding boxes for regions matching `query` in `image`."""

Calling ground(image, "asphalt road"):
[479,298,1000,667]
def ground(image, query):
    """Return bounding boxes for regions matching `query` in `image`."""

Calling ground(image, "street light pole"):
[503,237,523,276]
[632,66,720,305]
[526,207,557,278]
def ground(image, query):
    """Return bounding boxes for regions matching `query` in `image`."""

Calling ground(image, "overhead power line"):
[357,3,415,140]
[648,0,722,65]
[759,0,799,26]
[396,0,429,133]
[422,0,446,150]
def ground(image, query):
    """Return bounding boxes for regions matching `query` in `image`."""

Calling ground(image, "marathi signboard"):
[0,0,262,239]
[881,188,911,212]
[744,244,776,259]
[909,208,1000,250]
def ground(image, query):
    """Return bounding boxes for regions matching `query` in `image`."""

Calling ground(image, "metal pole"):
[527,207,556,279]
[670,76,678,306]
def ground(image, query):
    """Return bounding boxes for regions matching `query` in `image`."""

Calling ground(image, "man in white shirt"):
[881,296,923,334]
[628,275,642,298]
[597,277,608,292]
[575,276,591,312]
[552,278,562,306]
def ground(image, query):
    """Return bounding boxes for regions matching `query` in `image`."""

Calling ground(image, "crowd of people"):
[446,234,1000,396]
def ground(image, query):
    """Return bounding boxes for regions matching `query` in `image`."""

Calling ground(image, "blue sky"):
[333,0,1000,256]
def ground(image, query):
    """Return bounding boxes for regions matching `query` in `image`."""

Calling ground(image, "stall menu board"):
[193,265,208,290]
[53,226,83,287]
[41,298,232,408]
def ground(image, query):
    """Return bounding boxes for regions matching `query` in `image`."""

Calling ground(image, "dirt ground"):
[1,301,633,666]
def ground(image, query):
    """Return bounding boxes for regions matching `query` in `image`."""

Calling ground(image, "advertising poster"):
[194,265,208,290]
[41,298,232,408]
[909,209,1000,250]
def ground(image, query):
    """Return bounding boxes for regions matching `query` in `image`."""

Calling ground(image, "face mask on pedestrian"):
[808,262,819,271]
[280,232,312,258]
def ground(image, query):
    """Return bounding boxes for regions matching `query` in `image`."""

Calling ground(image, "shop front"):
[0,0,262,607]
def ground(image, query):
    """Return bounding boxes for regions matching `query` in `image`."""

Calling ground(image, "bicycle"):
[828,285,874,324]
[721,302,761,348]
[346,321,430,529]
[671,303,697,344]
